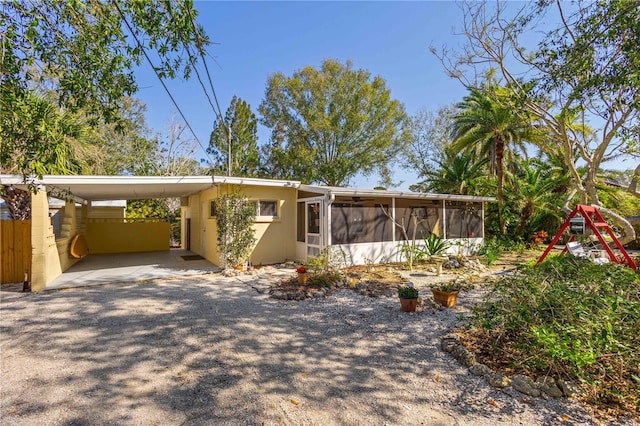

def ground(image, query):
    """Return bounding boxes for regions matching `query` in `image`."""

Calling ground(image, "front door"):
[305,200,323,258]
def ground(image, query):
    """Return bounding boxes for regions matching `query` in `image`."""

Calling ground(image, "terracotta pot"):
[399,297,418,312]
[234,265,244,271]
[431,288,459,308]
[298,272,308,284]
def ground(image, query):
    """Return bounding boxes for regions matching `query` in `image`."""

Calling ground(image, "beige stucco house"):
[0,174,493,291]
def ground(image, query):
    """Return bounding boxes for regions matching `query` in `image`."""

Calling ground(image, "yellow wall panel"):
[86,220,169,253]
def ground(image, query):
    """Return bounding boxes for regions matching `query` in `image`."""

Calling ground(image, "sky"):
[132,1,475,189]
[131,1,633,189]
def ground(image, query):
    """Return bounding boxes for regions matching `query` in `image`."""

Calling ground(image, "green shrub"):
[469,255,640,414]
[398,284,419,298]
[308,270,342,288]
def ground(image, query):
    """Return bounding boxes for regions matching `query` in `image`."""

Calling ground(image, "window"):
[252,200,279,219]
[331,203,392,244]
[210,201,217,218]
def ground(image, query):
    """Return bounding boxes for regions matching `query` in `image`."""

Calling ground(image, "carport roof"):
[0,175,301,202]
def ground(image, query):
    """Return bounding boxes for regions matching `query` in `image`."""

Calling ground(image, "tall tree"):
[432,0,639,242]
[207,96,260,177]
[403,105,456,185]
[1,0,209,177]
[452,84,535,235]
[85,97,161,176]
[0,91,90,176]
[259,59,410,186]
[413,151,489,195]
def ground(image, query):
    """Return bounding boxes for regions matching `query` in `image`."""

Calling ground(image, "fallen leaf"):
[487,399,498,407]
[560,415,569,421]
[435,374,440,382]
[291,399,299,405]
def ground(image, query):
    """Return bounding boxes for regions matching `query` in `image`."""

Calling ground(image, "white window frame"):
[252,199,280,222]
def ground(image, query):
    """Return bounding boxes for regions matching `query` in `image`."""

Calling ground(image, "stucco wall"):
[187,184,297,267]
[86,219,170,253]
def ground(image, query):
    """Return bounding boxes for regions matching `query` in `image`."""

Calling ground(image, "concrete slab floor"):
[45,249,221,290]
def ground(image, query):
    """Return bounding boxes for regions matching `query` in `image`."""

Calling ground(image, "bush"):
[308,270,342,288]
[469,255,640,415]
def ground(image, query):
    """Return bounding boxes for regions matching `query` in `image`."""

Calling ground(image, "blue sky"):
[133,1,632,188]
[133,1,474,189]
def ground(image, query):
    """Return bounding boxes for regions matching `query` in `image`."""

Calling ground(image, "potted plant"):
[398,283,419,312]
[296,266,308,284]
[430,280,463,308]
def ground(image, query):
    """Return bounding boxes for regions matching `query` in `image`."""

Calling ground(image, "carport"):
[0,175,219,291]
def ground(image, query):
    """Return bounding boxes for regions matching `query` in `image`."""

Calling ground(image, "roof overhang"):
[0,175,299,203]
[299,184,495,203]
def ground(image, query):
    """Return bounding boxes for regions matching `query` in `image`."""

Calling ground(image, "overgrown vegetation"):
[467,255,640,416]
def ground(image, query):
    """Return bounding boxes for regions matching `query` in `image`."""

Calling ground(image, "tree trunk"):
[0,186,31,220]
[495,139,506,235]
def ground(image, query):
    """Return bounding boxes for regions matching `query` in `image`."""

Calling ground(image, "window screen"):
[445,202,483,238]
[331,203,392,244]
[394,201,442,241]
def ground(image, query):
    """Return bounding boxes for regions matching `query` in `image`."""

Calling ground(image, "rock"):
[556,379,578,397]
[512,374,541,397]
[469,363,492,377]
[440,339,457,353]
[450,345,476,367]
[486,372,510,388]
[536,377,563,399]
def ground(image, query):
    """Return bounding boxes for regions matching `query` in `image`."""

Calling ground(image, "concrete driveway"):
[45,249,220,290]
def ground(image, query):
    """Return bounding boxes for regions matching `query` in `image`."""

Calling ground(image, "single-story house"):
[0,174,493,290]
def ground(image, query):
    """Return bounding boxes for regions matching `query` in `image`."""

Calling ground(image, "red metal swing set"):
[535,205,637,271]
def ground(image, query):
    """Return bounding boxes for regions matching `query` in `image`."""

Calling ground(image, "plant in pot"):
[398,282,419,312]
[296,266,308,284]
[430,279,465,308]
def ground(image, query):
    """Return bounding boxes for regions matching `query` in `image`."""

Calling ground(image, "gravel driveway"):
[0,271,622,425]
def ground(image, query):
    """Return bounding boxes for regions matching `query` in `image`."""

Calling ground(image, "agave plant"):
[423,234,450,258]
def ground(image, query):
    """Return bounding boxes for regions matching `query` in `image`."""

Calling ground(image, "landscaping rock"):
[536,377,564,399]
[556,379,578,397]
[469,363,492,377]
[512,374,541,397]
[486,372,510,388]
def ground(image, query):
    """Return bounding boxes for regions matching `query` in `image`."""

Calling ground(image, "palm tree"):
[452,84,536,235]
[510,159,565,237]
[424,151,488,195]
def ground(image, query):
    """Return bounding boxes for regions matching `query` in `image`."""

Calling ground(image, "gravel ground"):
[0,270,634,426]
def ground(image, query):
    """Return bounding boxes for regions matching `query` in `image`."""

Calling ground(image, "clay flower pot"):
[399,297,418,312]
[431,288,459,308]
[297,272,308,284]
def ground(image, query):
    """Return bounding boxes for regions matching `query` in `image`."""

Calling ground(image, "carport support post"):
[30,190,49,291]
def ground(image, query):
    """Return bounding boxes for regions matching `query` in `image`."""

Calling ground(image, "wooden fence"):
[1,220,31,284]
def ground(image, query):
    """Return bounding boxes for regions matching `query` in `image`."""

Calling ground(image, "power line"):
[111,0,213,164]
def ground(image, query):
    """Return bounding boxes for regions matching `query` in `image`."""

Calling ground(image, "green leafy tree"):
[452,84,536,235]
[259,59,410,186]
[403,105,456,185]
[432,0,639,242]
[208,96,260,177]
[0,91,90,176]
[85,97,161,176]
[509,159,565,237]
[412,151,488,195]
[1,0,209,177]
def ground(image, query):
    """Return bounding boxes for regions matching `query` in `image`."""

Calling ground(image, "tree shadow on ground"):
[0,273,600,425]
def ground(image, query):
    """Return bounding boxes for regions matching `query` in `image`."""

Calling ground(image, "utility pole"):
[227,124,232,177]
